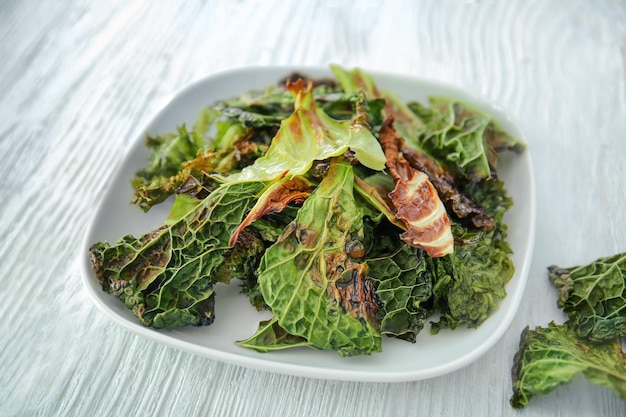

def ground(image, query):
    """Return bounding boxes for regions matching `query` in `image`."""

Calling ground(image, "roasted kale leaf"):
[226,79,385,183]
[510,322,626,408]
[240,159,382,356]
[367,244,431,342]
[131,123,211,210]
[89,180,265,328]
[428,177,514,331]
[548,253,626,342]
[511,251,626,408]
[408,97,525,181]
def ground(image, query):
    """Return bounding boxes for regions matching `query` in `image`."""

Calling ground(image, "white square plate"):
[80,66,535,382]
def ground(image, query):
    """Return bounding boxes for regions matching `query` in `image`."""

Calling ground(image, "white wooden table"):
[2,1,625,415]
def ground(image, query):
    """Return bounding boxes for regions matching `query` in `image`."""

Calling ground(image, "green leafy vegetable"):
[378,117,454,258]
[548,254,626,342]
[131,123,211,210]
[90,64,526,358]
[428,177,514,331]
[399,143,494,231]
[89,179,265,328]
[239,318,310,351]
[427,233,514,332]
[367,245,431,342]
[229,176,313,247]
[330,64,426,148]
[131,116,271,211]
[510,322,626,408]
[241,159,381,356]
[331,64,524,182]
[226,79,385,183]
[408,97,525,181]
[511,251,626,407]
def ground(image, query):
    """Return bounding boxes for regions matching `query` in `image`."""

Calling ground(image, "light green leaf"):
[511,322,626,408]
[331,64,426,148]
[249,159,382,356]
[227,81,386,183]
[238,318,311,352]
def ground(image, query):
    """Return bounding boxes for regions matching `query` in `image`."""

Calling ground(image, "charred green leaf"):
[428,177,514,331]
[367,245,431,342]
[242,159,382,356]
[89,180,265,328]
[548,253,626,342]
[510,322,626,408]
[226,79,385,183]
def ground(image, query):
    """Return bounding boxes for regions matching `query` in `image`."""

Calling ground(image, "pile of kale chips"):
[89,65,525,357]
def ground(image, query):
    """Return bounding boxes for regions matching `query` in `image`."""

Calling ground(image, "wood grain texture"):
[1,0,625,416]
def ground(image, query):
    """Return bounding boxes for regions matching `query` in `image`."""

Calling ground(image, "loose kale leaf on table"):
[510,322,626,409]
[548,253,626,342]
[511,251,626,408]
[240,159,382,357]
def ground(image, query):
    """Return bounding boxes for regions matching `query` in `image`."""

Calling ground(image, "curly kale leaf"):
[378,116,454,258]
[131,123,211,210]
[548,253,626,342]
[408,97,525,181]
[131,68,386,212]
[240,159,382,356]
[131,88,291,212]
[399,144,495,231]
[367,244,431,342]
[510,322,626,408]
[216,74,382,124]
[213,227,266,285]
[427,235,514,332]
[428,177,514,332]
[217,82,363,125]
[233,178,313,312]
[131,116,275,211]
[408,98,491,179]
[89,180,265,328]
[237,211,301,311]
[511,252,626,408]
